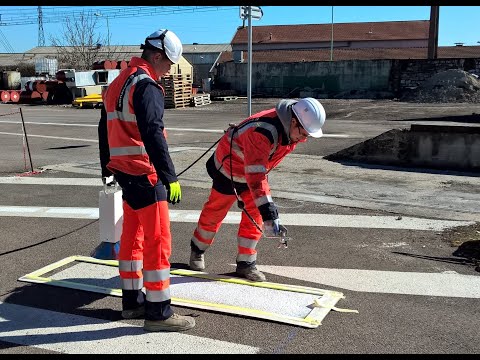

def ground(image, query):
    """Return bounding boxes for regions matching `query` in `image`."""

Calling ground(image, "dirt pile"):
[401,69,480,103]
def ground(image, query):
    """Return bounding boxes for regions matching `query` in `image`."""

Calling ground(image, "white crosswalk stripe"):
[0,301,258,354]
[0,205,472,230]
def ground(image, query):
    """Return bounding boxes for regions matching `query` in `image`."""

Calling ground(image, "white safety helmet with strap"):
[141,29,183,64]
[291,97,326,138]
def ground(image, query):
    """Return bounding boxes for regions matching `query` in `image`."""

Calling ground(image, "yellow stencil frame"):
[18,255,350,328]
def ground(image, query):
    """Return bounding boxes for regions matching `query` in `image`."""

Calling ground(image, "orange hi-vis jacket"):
[104,58,166,177]
[213,108,298,221]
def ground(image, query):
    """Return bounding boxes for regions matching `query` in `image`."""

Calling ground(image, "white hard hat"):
[142,29,183,63]
[291,97,326,138]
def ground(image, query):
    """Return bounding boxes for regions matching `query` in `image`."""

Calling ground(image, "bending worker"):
[189,97,326,282]
[98,28,195,332]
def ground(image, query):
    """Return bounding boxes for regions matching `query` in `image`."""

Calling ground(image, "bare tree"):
[49,11,106,70]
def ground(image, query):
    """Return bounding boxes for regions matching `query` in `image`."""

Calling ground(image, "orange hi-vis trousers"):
[118,200,172,304]
[191,188,263,264]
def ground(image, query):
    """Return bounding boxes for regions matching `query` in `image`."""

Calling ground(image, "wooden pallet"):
[165,96,191,109]
[212,96,238,101]
[191,94,211,107]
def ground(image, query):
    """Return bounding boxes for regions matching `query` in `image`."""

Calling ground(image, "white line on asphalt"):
[254,265,480,298]
[0,301,258,354]
[0,132,98,143]
[0,121,98,127]
[0,206,472,230]
[0,123,349,137]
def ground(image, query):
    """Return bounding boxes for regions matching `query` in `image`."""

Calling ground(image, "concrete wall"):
[325,124,480,172]
[215,60,392,97]
[215,57,480,98]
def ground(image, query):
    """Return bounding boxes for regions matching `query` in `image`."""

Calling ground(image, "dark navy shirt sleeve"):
[132,78,177,186]
[98,106,113,178]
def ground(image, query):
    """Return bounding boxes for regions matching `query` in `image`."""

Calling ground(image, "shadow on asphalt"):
[392,250,480,272]
[391,114,480,124]
[324,159,480,177]
[0,220,98,257]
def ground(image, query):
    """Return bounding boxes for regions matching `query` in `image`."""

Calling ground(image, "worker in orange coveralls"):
[189,97,326,282]
[98,28,194,332]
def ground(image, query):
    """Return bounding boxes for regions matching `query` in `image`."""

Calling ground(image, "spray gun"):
[277,226,291,249]
[262,223,291,249]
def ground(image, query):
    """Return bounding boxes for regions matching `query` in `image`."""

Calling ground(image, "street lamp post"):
[94,12,110,50]
[330,6,334,62]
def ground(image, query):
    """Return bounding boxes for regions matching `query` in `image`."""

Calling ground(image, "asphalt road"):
[0,99,479,354]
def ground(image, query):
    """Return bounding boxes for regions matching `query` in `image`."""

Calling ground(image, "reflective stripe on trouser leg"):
[137,200,172,303]
[191,187,237,251]
[236,189,262,263]
[119,201,144,290]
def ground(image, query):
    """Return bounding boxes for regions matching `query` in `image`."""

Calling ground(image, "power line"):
[0,6,235,26]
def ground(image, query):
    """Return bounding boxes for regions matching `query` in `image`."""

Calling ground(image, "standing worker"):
[189,98,326,282]
[98,29,195,332]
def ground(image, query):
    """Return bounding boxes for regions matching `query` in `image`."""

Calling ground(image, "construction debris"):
[401,69,480,103]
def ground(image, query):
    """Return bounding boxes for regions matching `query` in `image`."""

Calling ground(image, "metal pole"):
[247,6,252,117]
[106,16,110,49]
[19,108,34,172]
[330,6,334,62]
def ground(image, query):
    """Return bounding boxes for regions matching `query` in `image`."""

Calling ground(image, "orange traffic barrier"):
[9,90,20,102]
[1,90,11,103]
[117,60,128,70]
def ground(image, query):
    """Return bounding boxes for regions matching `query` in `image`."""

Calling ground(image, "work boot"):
[121,305,145,319]
[144,313,196,332]
[189,250,205,271]
[235,264,266,282]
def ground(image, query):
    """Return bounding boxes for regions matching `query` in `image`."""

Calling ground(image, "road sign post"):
[239,6,263,116]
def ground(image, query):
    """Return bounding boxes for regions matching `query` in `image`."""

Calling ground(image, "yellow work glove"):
[168,181,181,204]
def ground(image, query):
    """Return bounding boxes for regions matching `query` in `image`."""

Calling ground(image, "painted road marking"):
[254,265,480,298]
[0,205,472,230]
[0,132,97,143]
[0,125,348,137]
[0,301,258,354]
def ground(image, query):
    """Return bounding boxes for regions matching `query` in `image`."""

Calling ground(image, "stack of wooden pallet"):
[159,74,192,109]
[191,93,211,107]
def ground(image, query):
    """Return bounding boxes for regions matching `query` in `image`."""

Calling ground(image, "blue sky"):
[0,6,479,53]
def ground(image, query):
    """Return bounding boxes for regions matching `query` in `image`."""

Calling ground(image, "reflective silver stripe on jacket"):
[143,268,170,282]
[213,154,247,183]
[109,146,147,156]
[106,110,136,122]
[119,260,143,272]
[245,164,267,174]
[191,235,211,251]
[230,141,244,160]
[237,236,259,249]
[229,121,279,157]
[146,288,171,302]
[236,253,257,263]
[107,73,154,123]
[121,277,143,290]
[254,194,273,207]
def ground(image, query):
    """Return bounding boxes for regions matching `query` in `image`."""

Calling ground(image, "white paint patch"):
[0,206,472,230]
[381,242,409,248]
[254,265,480,298]
[0,301,258,354]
